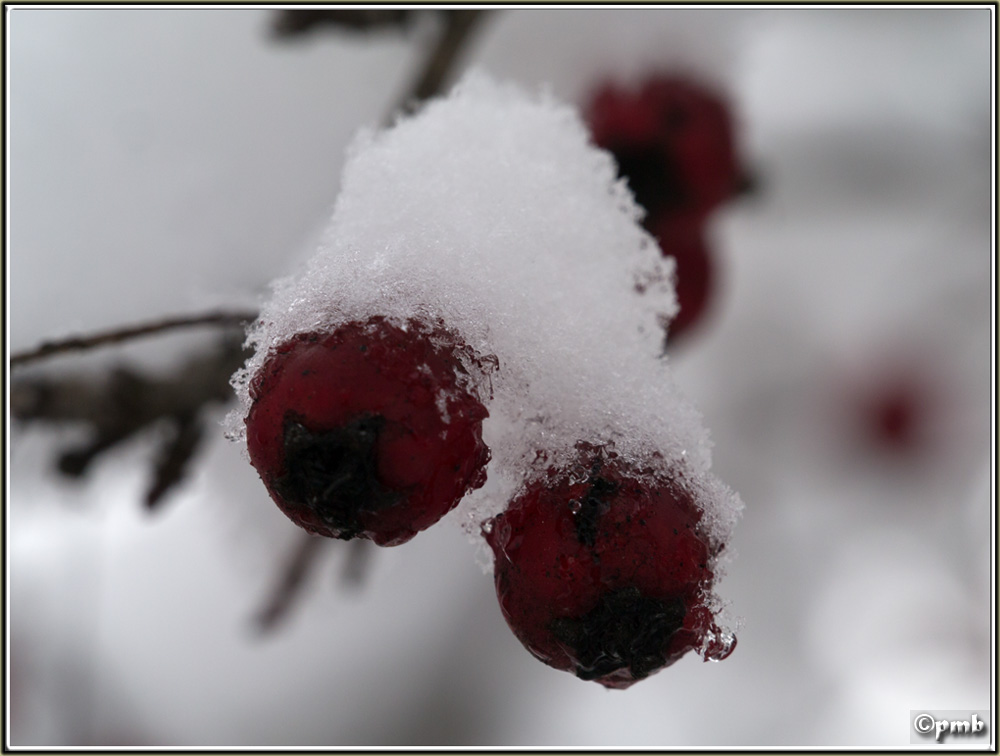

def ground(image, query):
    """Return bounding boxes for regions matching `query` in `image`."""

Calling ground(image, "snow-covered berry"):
[483,445,728,689]
[245,316,491,546]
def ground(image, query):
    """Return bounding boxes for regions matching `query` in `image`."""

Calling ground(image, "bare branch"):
[146,415,205,510]
[392,10,491,118]
[270,8,415,38]
[10,310,258,369]
[254,533,327,633]
[12,337,250,505]
[340,539,373,589]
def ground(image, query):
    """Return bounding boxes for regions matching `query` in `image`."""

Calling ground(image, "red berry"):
[851,360,947,459]
[586,76,740,220]
[871,387,921,448]
[245,316,491,546]
[649,212,715,342]
[483,446,726,689]
[586,76,739,344]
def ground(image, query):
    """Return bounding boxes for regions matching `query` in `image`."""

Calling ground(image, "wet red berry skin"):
[586,76,740,220]
[246,316,490,546]
[484,450,718,689]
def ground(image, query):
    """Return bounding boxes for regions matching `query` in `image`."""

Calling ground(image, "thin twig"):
[10,310,259,368]
[340,538,373,589]
[12,337,250,504]
[145,414,205,510]
[254,533,327,633]
[390,10,490,119]
[270,8,414,38]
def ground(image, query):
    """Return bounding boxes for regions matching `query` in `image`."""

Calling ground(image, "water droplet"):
[569,499,582,514]
[701,628,737,662]
[481,519,494,535]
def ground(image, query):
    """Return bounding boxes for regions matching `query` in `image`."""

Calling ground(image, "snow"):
[229,72,742,548]
[7,7,993,749]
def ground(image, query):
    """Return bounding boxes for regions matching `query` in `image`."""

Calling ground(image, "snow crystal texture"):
[229,72,742,548]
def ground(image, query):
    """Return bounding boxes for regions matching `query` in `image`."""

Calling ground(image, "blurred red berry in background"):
[647,212,715,342]
[587,76,740,221]
[586,75,743,343]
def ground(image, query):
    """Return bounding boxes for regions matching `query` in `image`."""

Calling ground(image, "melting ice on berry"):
[228,71,742,663]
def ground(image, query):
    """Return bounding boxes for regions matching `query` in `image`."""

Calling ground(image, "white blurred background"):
[6,7,994,747]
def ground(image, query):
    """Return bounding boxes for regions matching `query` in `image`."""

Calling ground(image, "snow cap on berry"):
[228,72,741,553]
